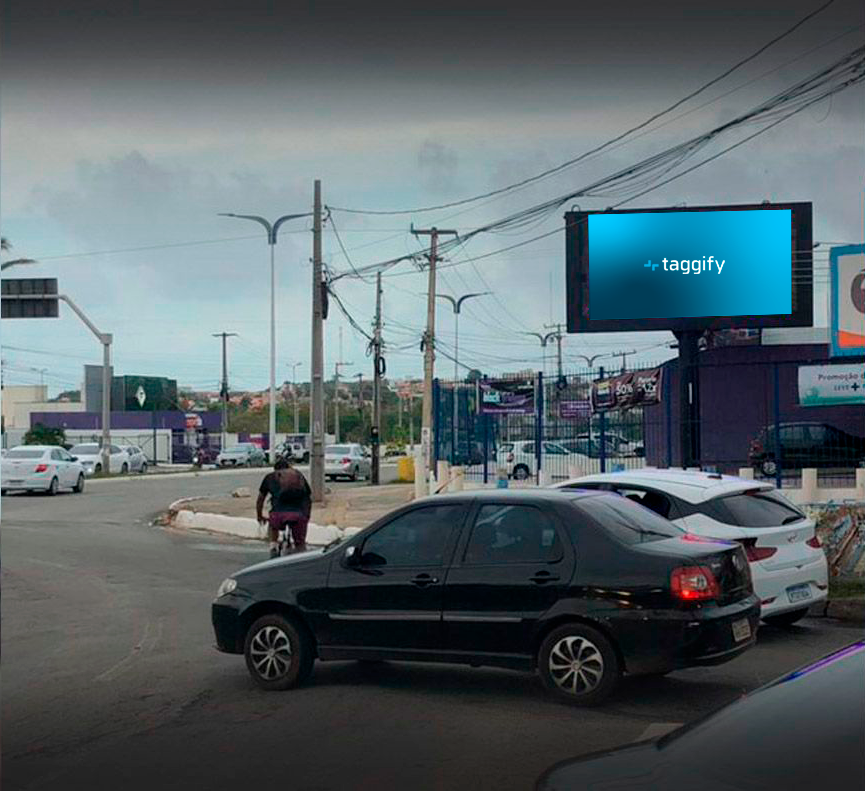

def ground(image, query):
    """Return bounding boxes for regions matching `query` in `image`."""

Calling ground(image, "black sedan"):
[537,640,865,789]
[212,489,759,705]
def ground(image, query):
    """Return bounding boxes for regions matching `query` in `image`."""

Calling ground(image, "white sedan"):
[68,442,132,476]
[496,440,596,481]
[1,445,86,495]
[325,444,371,481]
[552,469,828,625]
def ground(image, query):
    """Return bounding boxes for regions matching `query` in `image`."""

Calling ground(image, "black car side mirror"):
[343,546,360,567]
[70,456,78,462]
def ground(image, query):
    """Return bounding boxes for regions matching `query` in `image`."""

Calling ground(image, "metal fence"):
[434,356,865,488]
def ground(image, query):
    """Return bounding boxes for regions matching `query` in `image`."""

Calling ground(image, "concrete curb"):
[168,508,358,546]
[809,597,865,625]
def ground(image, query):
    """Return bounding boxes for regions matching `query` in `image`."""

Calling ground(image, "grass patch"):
[830,578,865,599]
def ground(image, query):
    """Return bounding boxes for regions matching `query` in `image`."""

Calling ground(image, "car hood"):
[235,548,324,578]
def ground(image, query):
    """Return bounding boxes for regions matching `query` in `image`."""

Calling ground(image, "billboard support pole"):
[598,366,607,474]
[675,330,701,468]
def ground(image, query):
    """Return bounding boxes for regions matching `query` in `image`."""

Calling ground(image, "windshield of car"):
[70,444,99,455]
[572,495,685,544]
[703,489,806,527]
[4,448,46,459]
[326,445,352,455]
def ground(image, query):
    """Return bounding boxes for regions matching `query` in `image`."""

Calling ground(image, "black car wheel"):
[513,464,530,480]
[140,462,148,475]
[73,474,85,493]
[538,623,620,706]
[244,614,314,691]
[763,608,809,627]
[46,477,59,496]
[121,463,129,474]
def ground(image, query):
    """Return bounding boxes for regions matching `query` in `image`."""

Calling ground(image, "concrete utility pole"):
[218,210,309,463]
[371,272,383,484]
[287,361,303,434]
[310,180,325,501]
[437,291,489,462]
[355,372,365,434]
[333,358,352,443]
[213,332,238,450]
[612,349,638,373]
[544,323,566,381]
[411,225,458,477]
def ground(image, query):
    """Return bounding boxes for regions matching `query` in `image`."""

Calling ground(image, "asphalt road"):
[2,472,860,791]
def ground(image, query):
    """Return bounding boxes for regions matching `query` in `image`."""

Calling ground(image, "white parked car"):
[68,443,132,476]
[216,443,267,467]
[552,469,828,625]
[122,445,149,473]
[496,440,596,481]
[325,443,370,481]
[1,445,86,495]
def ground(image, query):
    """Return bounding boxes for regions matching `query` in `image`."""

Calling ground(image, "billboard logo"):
[644,259,659,271]
[642,256,726,275]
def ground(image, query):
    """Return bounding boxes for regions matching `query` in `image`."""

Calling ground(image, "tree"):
[24,423,67,447]
[1,237,36,271]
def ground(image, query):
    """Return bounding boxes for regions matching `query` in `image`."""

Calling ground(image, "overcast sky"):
[2,0,863,397]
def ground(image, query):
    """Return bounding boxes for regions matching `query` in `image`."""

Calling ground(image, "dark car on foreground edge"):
[212,489,759,705]
[537,640,865,790]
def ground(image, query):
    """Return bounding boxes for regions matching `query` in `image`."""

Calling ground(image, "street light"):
[437,292,489,463]
[287,361,304,434]
[219,212,310,463]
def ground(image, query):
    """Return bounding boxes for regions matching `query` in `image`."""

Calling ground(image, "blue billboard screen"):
[588,209,791,320]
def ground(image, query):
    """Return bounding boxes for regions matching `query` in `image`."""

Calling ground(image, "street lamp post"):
[436,292,489,464]
[288,361,303,434]
[219,212,309,463]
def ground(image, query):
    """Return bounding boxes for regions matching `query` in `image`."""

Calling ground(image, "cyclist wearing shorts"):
[256,457,312,558]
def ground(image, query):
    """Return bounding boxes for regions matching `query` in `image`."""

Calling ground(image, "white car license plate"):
[787,584,812,603]
[8,479,23,486]
[732,618,751,643]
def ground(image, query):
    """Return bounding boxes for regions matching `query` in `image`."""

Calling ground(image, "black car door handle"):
[411,574,440,587]
[530,572,560,584]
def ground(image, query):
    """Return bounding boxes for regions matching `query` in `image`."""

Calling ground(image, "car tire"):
[46,477,59,496]
[513,464,530,481]
[95,463,102,475]
[538,623,620,706]
[303,452,310,463]
[1,489,7,496]
[140,462,148,475]
[73,474,85,493]
[244,614,314,691]
[121,463,129,475]
[763,608,809,627]
[351,466,359,482]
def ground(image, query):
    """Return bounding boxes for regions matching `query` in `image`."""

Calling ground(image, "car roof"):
[9,444,54,451]
[552,468,772,504]
[414,488,603,507]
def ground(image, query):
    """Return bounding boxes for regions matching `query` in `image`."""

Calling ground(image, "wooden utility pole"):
[371,272,383,484]
[310,180,325,501]
[411,225,458,477]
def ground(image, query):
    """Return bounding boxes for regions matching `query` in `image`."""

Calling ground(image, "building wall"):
[2,385,49,429]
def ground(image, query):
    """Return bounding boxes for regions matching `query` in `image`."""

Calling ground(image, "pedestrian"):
[256,457,312,558]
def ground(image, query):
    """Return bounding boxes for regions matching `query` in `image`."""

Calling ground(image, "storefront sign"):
[558,399,592,419]
[798,364,865,406]
[830,244,865,357]
[591,367,663,412]
[478,380,535,415]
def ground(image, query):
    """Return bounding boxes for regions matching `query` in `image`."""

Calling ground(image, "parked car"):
[216,443,267,467]
[1,445,86,495]
[575,432,645,458]
[559,437,646,465]
[68,443,132,475]
[552,469,827,625]
[192,445,220,466]
[537,639,865,790]
[212,489,758,704]
[496,440,595,480]
[749,421,865,475]
[122,445,149,473]
[279,441,309,463]
[325,443,371,481]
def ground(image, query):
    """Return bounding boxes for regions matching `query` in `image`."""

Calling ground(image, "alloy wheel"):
[548,635,605,696]
[248,625,293,681]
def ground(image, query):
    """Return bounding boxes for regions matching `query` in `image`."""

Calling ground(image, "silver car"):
[1,445,86,495]
[123,445,149,473]
[216,443,267,467]
[325,443,371,481]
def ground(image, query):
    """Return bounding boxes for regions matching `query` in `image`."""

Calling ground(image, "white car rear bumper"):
[3,473,53,491]
[753,555,828,618]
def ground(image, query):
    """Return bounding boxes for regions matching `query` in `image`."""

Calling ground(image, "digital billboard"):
[565,202,812,333]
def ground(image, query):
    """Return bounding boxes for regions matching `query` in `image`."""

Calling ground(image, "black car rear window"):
[571,496,684,544]
[702,490,805,527]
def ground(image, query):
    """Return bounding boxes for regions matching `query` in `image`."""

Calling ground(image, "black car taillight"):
[670,566,720,602]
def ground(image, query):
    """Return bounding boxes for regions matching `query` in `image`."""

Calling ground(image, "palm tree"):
[1,237,36,271]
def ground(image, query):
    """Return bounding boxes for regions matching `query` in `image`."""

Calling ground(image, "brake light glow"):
[341,457,351,464]
[670,566,720,602]
[806,535,821,549]
[34,463,49,473]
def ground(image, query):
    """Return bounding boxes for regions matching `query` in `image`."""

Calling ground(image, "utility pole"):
[333,358,352,443]
[310,179,325,501]
[371,272,383,484]
[288,361,303,434]
[544,323,566,382]
[411,225,458,478]
[355,372,365,438]
[213,332,238,450]
[612,349,638,373]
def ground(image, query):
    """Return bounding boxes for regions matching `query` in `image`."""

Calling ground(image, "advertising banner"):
[830,244,865,357]
[478,380,535,415]
[591,367,663,412]
[798,364,865,406]
[558,399,592,419]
